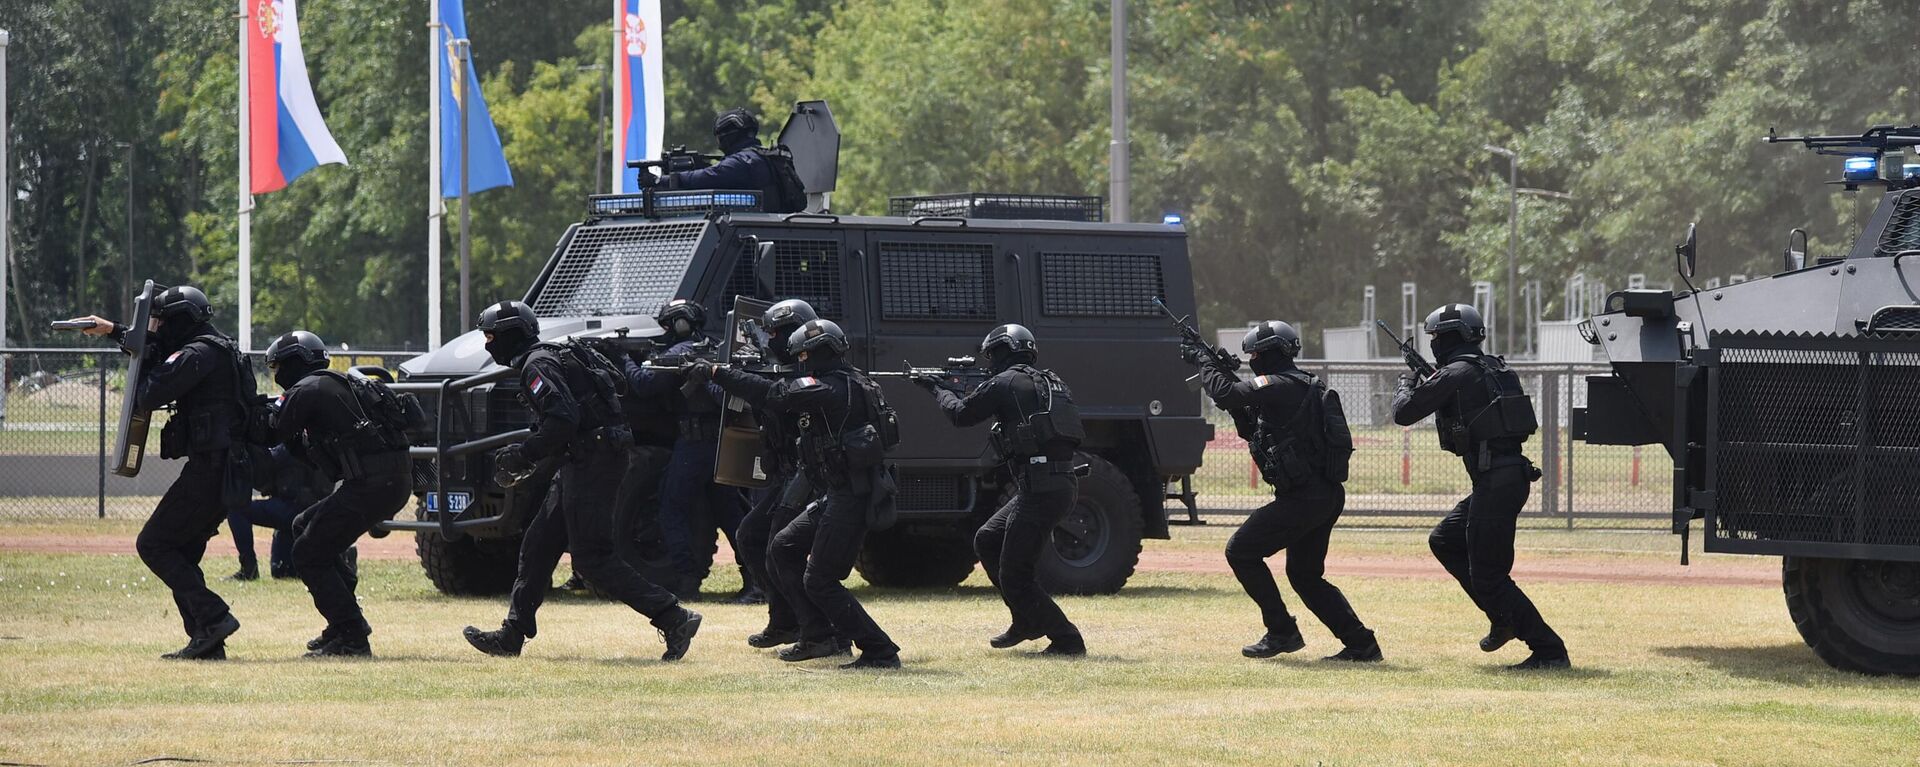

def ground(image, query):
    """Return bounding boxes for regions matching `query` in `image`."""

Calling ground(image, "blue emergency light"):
[1843,156,1880,182]
[1162,213,1185,226]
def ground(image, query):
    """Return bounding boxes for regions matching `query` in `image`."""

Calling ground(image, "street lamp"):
[1483,144,1517,355]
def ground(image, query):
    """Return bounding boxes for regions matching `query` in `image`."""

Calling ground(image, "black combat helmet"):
[265,330,329,389]
[787,318,849,371]
[1241,321,1303,358]
[153,285,215,324]
[1424,303,1486,361]
[656,298,706,340]
[980,323,1038,370]
[714,108,759,153]
[763,299,819,363]
[477,300,541,366]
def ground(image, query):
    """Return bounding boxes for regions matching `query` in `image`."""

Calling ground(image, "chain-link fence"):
[1190,362,1672,529]
[0,347,417,519]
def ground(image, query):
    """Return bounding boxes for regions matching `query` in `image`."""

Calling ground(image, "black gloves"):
[911,373,944,391]
[493,444,533,476]
[1178,342,1206,367]
[686,360,717,383]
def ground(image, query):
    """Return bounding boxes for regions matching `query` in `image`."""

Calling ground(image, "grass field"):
[3,522,1916,765]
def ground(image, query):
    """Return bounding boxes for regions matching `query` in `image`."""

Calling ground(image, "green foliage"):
[5,0,1918,353]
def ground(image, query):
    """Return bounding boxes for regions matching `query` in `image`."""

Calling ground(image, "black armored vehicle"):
[384,102,1211,597]
[1576,125,1920,675]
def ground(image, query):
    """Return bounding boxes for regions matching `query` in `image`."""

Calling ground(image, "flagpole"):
[427,1,443,349]
[610,0,622,194]
[237,0,253,351]
[454,39,472,330]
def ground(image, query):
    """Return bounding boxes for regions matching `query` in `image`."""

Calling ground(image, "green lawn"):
[1,522,1913,765]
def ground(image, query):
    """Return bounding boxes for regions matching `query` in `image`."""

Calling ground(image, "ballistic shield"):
[713,295,775,488]
[113,280,158,477]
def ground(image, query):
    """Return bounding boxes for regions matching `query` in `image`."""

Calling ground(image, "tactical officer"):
[697,319,902,669]
[75,286,253,660]
[732,299,823,649]
[633,298,752,600]
[1192,322,1380,662]
[637,108,803,213]
[264,331,412,658]
[1391,304,1568,670]
[914,324,1087,656]
[228,446,331,581]
[462,301,702,661]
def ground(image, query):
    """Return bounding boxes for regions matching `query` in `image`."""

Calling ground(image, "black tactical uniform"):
[1196,321,1378,662]
[706,319,901,669]
[462,301,701,661]
[105,286,252,660]
[267,331,412,657]
[921,324,1086,655]
[729,299,822,648]
[1391,303,1568,670]
[637,299,750,598]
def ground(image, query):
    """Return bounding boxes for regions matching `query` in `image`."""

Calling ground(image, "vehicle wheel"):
[1037,453,1143,595]
[856,527,979,589]
[414,502,518,596]
[1783,556,1920,676]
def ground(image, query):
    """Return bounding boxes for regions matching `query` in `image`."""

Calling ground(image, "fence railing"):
[0,347,419,519]
[1191,361,1671,529]
[4,351,1672,531]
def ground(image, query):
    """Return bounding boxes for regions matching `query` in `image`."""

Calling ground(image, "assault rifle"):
[1153,296,1240,389]
[628,145,726,182]
[1374,320,1435,378]
[869,356,993,393]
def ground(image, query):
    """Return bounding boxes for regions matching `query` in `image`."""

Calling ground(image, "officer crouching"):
[913,324,1087,656]
[1192,322,1380,662]
[264,331,413,657]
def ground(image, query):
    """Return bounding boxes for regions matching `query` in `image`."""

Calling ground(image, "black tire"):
[415,501,519,596]
[1037,453,1142,595]
[856,527,980,588]
[1783,556,1920,676]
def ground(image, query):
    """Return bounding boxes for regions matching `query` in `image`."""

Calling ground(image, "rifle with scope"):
[1764,124,1920,155]
[869,356,993,393]
[627,144,726,180]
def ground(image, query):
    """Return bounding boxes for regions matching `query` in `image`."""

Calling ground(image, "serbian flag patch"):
[1252,375,1277,388]
[796,376,820,387]
[529,375,547,394]
[166,351,184,364]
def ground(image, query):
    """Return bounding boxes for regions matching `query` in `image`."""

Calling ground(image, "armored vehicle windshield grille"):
[877,242,996,320]
[1874,189,1920,258]
[773,240,843,316]
[1712,338,1920,549]
[531,222,706,318]
[1038,251,1165,317]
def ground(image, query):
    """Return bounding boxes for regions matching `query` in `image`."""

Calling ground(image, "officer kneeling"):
[913,324,1087,656]
[1390,304,1568,671]
[461,301,702,661]
[1191,322,1380,662]
[264,331,413,658]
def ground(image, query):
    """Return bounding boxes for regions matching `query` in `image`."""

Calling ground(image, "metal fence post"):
[1564,391,1576,531]
[97,353,107,519]
[1541,369,1560,519]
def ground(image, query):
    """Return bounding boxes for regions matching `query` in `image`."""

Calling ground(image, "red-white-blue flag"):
[612,0,664,193]
[246,0,346,194]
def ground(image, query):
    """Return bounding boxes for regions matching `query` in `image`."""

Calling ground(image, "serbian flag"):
[612,0,665,193]
[247,0,346,194]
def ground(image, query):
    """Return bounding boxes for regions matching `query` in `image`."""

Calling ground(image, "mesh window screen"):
[1039,252,1165,317]
[531,222,706,318]
[1875,189,1920,258]
[723,242,757,302]
[877,242,995,320]
[773,240,843,316]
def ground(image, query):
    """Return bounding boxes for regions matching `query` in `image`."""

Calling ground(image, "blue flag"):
[439,0,513,196]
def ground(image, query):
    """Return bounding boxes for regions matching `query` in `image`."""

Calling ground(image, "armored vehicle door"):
[855,227,1007,465]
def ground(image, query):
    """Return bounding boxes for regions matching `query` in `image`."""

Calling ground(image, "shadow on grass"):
[1469,664,1614,680]
[1655,643,1896,686]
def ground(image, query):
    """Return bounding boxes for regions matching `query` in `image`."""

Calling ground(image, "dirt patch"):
[1,531,1778,588]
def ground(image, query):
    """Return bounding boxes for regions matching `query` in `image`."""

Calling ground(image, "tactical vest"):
[797,369,897,489]
[988,365,1085,461]
[1438,355,1538,460]
[159,334,257,456]
[525,341,628,430]
[1247,371,1326,491]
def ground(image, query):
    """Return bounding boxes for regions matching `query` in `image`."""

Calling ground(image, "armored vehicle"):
[382,102,1211,597]
[1575,125,1920,675]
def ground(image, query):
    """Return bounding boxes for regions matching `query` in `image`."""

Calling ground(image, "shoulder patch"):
[529,375,547,394]
[1251,375,1278,389]
[166,350,184,364]
[796,376,820,387]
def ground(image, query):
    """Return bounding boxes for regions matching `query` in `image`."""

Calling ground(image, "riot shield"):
[112,280,158,477]
[713,296,775,489]
[776,100,838,196]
